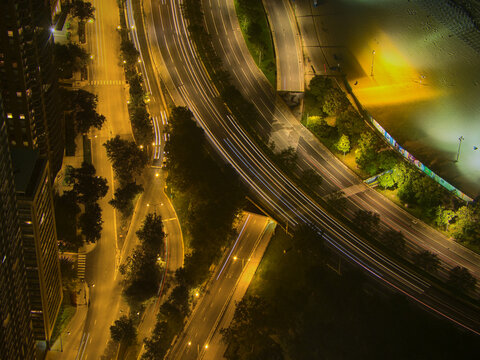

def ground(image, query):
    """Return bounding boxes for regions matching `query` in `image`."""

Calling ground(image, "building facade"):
[11,148,63,343]
[0,0,64,178]
[0,99,36,359]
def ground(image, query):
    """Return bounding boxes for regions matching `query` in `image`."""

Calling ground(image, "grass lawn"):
[234,0,276,88]
[50,299,76,344]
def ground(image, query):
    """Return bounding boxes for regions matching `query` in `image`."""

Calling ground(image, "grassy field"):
[234,0,276,88]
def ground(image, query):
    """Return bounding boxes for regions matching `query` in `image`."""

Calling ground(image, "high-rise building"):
[0,0,64,179]
[11,147,63,343]
[0,98,36,359]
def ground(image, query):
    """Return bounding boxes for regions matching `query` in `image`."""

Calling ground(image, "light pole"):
[370,50,375,77]
[456,136,464,162]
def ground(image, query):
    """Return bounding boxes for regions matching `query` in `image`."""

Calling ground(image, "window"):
[19,114,25,119]
[6,113,12,119]
[16,91,22,97]
[7,30,13,37]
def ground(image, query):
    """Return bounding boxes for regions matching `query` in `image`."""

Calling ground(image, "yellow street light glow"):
[88,19,94,23]
[137,58,141,63]
[233,256,237,260]
[90,55,94,59]
[131,25,135,30]
[152,142,155,146]
[117,25,121,30]
[155,173,159,177]
[139,145,144,149]
[195,292,199,297]
[123,60,127,64]
[205,344,209,349]
[146,203,150,207]
[188,341,192,346]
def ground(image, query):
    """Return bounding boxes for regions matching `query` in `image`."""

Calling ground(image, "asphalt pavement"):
[140,0,480,334]
[167,213,275,360]
[263,0,304,92]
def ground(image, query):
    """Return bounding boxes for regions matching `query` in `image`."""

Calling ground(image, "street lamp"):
[370,50,375,77]
[456,136,464,162]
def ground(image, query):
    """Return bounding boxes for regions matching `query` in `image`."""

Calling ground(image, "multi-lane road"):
[140,0,480,334]
[52,0,183,358]
[168,213,275,360]
[263,0,304,92]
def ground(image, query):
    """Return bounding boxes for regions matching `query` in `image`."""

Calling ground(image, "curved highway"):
[142,0,480,334]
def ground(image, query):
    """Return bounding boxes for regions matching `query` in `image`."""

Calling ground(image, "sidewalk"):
[46,282,90,359]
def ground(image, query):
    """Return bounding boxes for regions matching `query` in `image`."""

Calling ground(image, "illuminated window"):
[19,114,25,119]
[16,91,22,97]
[6,113,12,119]
[7,30,13,37]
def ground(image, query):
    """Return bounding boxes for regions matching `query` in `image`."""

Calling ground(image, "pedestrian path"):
[88,79,126,86]
[77,254,86,280]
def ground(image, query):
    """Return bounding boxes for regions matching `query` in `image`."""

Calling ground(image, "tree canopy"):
[54,43,89,79]
[104,136,148,184]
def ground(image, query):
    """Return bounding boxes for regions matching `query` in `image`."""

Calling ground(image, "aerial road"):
[262,0,304,92]
[140,0,480,334]
[201,0,480,312]
[167,213,275,360]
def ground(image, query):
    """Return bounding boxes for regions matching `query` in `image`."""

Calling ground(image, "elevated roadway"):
[142,0,480,334]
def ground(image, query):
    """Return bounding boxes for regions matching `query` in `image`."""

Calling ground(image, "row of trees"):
[235,0,276,84]
[222,226,480,359]
[55,162,108,249]
[350,208,477,293]
[120,213,165,303]
[104,135,147,217]
[141,106,245,359]
[118,31,154,146]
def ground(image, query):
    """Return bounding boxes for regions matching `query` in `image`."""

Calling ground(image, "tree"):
[322,88,350,116]
[79,202,103,243]
[353,210,380,237]
[104,136,148,184]
[110,316,137,344]
[355,131,382,174]
[336,134,350,155]
[68,90,106,134]
[378,172,396,189]
[275,146,297,173]
[54,190,82,249]
[70,0,95,22]
[109,182,144,217]
[447,266,477,293]
[54,43,89,79]
[435,206,455,231]
[325,190,347,212]
[413,250,440,273]
[130,105,153,145]
[120,39,140,69]
[380,229,405,253]
[70,162,108,204]
[120,247,161,302]
[336,110,364,145]
[451,204,480,243]
[136,213,165,256]
[300,169,323,190]
[128,73,145,106]
[221,296,284,360]
[59,257,77,282]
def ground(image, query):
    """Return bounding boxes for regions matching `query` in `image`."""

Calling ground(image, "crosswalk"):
[77,254,86,280]
[88,79,126,86]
